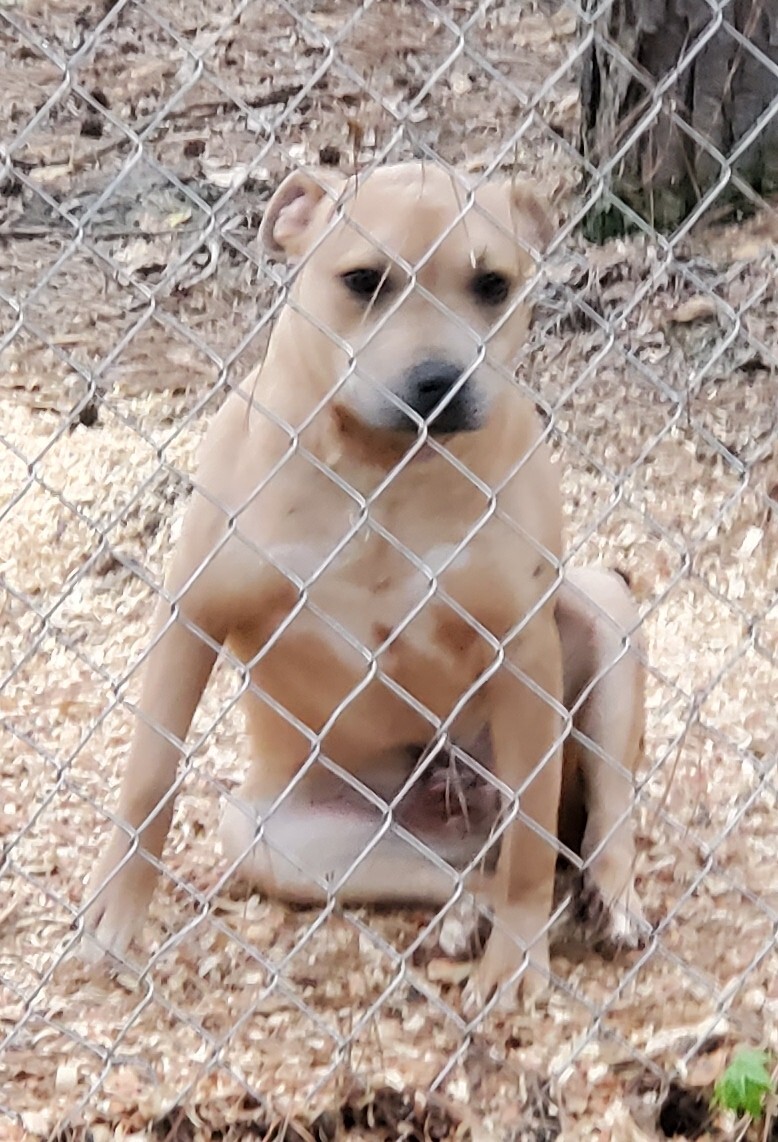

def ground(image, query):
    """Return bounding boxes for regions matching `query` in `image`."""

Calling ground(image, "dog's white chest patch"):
[272,538,348,584]
[271,530,470,583]
[271,538,455,647]
[421,543,467,576]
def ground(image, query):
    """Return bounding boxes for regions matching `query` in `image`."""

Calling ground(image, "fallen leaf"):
[31,163,72,186]
[669,295,719,324]
[201,157,251,189]
[165,208,192,228]
[114,238,169,272]
[426,958,472,984]
[737,526,763,557]
[730,238,769,261]
[685,1048,729,1088]
[55,1061,79,1093]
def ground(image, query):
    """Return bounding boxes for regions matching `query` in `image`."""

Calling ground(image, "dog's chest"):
[248,516,500,734]
[273,524,468,648]
[234,461,545,741]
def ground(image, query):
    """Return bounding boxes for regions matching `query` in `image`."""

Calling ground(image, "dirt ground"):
[1,1,777,1140]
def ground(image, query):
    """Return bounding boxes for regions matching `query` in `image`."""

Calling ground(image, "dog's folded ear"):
[507,180,555,257]
[260,169,344,260]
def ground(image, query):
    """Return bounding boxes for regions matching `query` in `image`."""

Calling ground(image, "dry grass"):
[1,1,777,1140]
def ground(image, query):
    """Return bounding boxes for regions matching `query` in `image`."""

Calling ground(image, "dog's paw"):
[77,894,138,966]
[461,927,550,1016]
[579,867,648,950]
[74,849,158,966]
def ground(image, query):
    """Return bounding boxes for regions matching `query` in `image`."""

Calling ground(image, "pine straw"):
[2,1,778,1139]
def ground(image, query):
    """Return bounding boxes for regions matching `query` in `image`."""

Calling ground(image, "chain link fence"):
[1,1,777,1138]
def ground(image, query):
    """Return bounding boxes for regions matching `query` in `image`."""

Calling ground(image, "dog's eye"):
[341,267,389,301]
[471,271,511,306]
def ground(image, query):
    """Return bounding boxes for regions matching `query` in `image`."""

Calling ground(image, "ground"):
[1,1,777,1140]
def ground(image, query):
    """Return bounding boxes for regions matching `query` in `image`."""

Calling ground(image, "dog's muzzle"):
[394,357,482,435]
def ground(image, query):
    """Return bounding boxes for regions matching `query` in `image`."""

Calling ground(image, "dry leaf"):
[31,163,72,186]
[685,1048,729,1088]
[730,238,770,261]
[165,208,192,228]
[669,295,719,323]
[426,958,472,984]
[201,158,252,189]
[737,526,763,557]
[21,1112,52,1135]
[55,1062,79,1093]
[552,8,577,35]
[113,238,169,272]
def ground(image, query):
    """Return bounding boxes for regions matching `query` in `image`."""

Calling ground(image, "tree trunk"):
[580,0,778,239]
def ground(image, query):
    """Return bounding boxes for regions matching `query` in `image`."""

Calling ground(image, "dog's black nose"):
[392,357,482,435]
[405,359,464,417]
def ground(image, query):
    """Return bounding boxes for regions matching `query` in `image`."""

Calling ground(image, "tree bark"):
[580,0,778,238]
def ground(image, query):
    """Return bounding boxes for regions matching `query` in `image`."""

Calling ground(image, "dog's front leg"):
[463,609,564,1012]
[80,598,224,962]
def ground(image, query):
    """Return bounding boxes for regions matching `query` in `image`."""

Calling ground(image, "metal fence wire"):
[1,0,777,1138]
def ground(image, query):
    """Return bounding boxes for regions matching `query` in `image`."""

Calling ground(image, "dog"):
[82,162,645,1010]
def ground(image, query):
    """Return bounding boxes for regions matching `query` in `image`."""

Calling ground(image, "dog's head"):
[260,163,553,438]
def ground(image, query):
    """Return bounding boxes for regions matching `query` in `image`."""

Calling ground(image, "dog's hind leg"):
[558,568,648,947]
[220,774,463,908]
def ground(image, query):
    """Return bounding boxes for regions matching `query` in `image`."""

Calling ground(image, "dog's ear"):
[507,180,555,256]
[260,169,343,260]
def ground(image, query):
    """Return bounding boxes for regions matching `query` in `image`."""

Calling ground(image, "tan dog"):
[82,163,644,1009]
